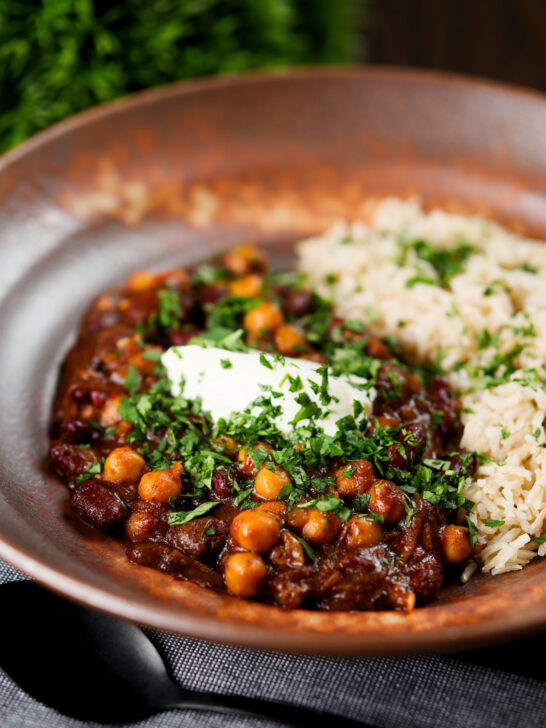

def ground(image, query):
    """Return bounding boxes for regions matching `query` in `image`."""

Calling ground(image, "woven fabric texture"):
[0,560,544,728]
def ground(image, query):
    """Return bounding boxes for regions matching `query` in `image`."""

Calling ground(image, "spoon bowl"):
[2,581,181,721]
[0,581,363,725]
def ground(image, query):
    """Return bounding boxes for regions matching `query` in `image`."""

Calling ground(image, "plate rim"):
[0,66,545,655]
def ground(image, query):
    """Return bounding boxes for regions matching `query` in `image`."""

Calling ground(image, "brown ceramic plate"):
[0,68,545,655]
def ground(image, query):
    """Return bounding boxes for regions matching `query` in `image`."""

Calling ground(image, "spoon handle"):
[165,691,366,727]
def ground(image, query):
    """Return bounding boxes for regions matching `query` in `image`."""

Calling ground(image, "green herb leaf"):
[157,288,183,330]
[167,501,220,526]
[296,536,317,560]
[124,363,141,395]
[259,353,273,370]
[73,461,102,483]
[465,516,477,547]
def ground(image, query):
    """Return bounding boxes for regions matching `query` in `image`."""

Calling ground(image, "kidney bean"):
[198,283,228,305]
[85,311,119,333]
[90,390,106,409]
[71,386,91,404]
[427,377,458,436]
[49,441,98,481]
[397,421,427,463]
[446,452,477,477]
[71,481,127,532]
[282,289,314,317]
[169,329,201,346]
[406,547,444,603]
[212,469,232,499]
[375,363,420,403]
[61,420,94,444]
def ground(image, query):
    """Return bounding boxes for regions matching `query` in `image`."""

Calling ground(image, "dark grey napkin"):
[0,559,544,728]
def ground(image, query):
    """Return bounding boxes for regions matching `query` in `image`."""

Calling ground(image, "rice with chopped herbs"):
[298,197,546,575]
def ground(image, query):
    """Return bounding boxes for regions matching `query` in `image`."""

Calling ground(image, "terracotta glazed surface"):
[0,68,544,655]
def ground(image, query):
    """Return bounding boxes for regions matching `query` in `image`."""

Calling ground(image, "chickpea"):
[100,394,123,427]
[335,459,375,498]
[95,295,116,312]
[237,442,271,477]
[125,510,156,542]
[440,525,472,564]
[223,245,267,276]
[254,501,287,519]
[228,274,263,299]
[158,269,190,292]
[243,301,283,338]
[286,507,310,532]
[126,270,157,291]
[230,509,281,552]
[103,447,145,484]
[130,348,163,376]
[345,516,383,549]
[301,509,341,546]
[254,465,291,500]
[80,404,95,420]
[365,338,391,360]
[213,435,239,457]
[368,480,406,526]
[138,462,183,504]
[373,415,399,431]
[114,421,132,439]
[224,552,267,597]
[274,325,308,356]
[117,298,132,315]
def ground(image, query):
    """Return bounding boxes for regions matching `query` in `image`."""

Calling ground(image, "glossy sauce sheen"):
[49,247,477,612]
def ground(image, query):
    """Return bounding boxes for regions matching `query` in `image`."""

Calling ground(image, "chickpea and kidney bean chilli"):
[50,243,479,612]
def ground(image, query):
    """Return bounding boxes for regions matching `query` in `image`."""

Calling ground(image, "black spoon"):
[0,581,364,726]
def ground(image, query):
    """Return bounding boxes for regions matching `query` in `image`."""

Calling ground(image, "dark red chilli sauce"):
[49,245,479,612]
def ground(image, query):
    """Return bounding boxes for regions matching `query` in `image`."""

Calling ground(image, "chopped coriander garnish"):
[296,536,317,560]
[189,327,246,352]
[259,352,273,370]
[465,516,477,547]
[124,363,141,395]
[167,501,220,526]
[73,461,102,483]
[141,349,162,362]
[484,519,505,527]
[157,287,183,330]
[518,262,538,274]
[288,375,303,392]
[398,237,476,289]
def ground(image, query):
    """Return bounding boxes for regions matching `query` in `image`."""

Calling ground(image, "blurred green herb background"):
[0,0,364,153]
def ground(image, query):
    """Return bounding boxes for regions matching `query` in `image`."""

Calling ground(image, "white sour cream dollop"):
[161,345,375,437]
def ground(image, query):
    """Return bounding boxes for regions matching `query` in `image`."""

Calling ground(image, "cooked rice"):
[297,197,546,574]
